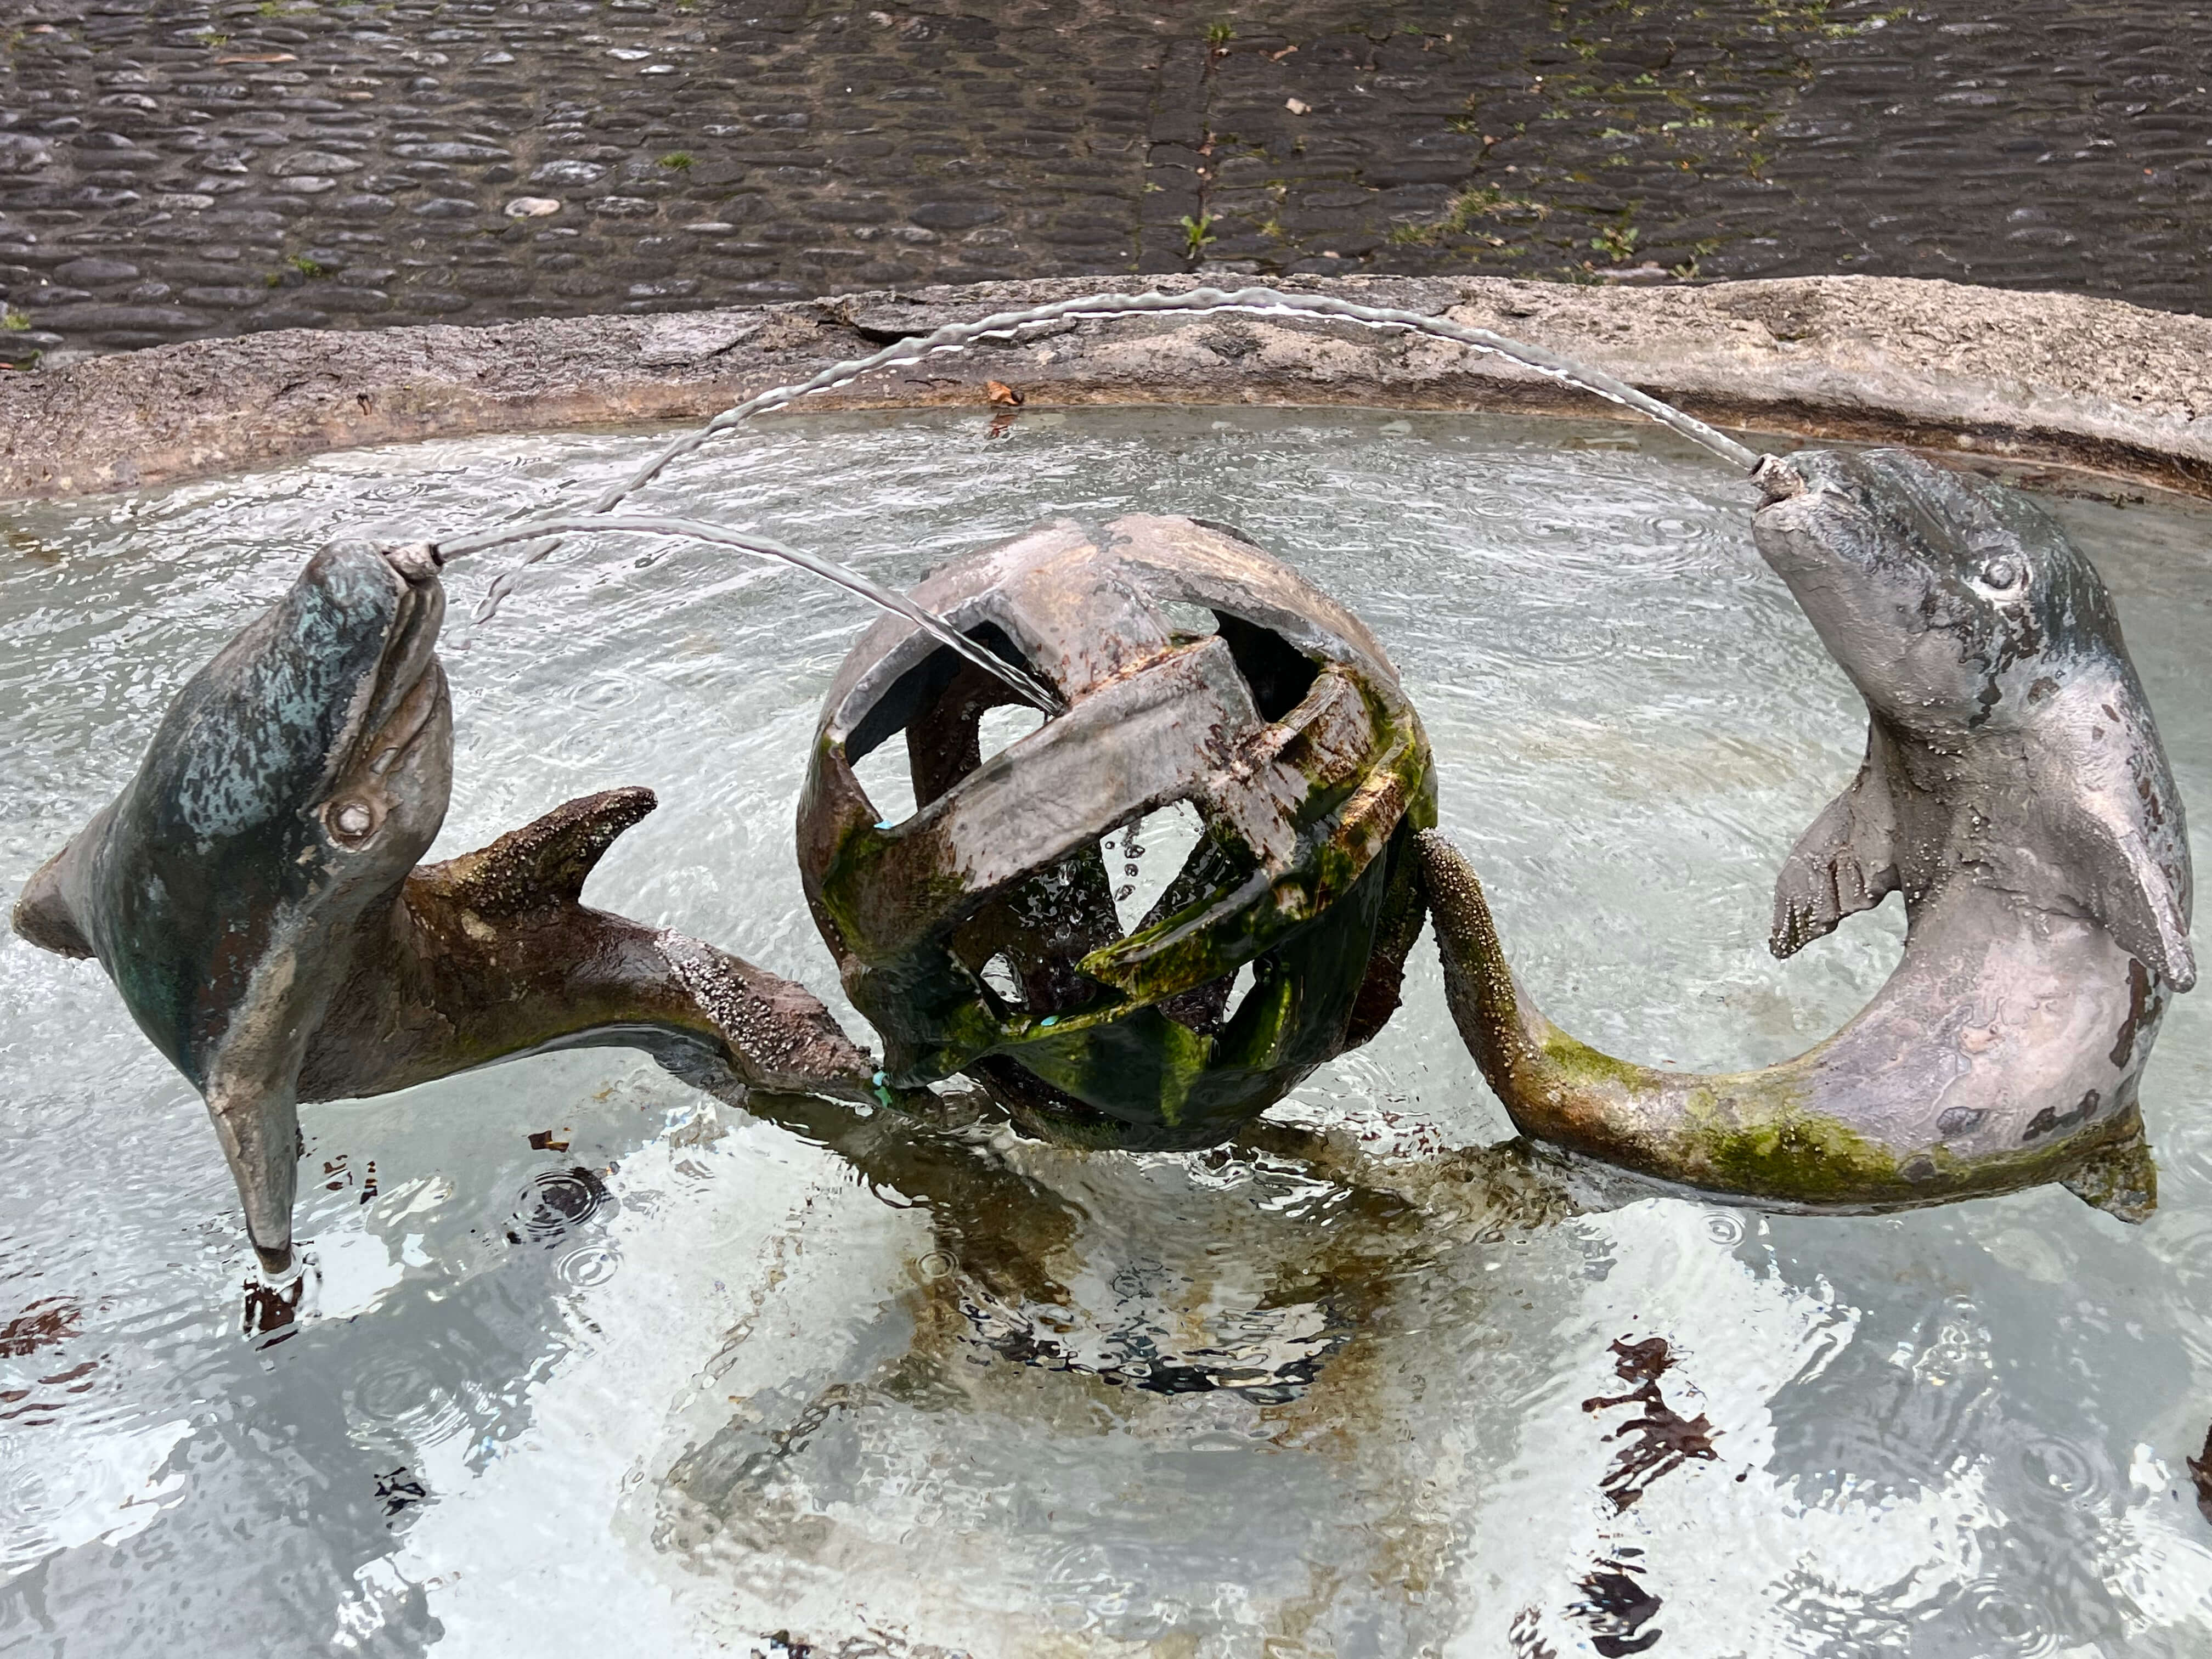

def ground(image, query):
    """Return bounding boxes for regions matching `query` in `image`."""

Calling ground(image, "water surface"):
[2,408,2208,1657]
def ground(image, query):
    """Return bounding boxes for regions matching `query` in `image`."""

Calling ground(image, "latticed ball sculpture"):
[797,514,1437,1150]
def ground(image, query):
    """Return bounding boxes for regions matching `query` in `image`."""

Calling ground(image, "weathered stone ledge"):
[3,273,2209,503]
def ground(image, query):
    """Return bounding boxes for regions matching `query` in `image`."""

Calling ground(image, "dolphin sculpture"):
[12,540,891,1278]
[1421,448,2194,1219]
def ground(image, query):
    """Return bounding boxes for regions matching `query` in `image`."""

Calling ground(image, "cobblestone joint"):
[4,0,2210,367]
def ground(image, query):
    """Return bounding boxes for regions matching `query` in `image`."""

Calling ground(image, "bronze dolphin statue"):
[13,540,891,1277]
[1421,448,2194,1218]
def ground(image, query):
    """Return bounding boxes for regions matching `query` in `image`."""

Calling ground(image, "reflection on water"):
[1,409,2209,1656]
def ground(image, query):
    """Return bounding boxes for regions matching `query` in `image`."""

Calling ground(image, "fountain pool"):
[2,406,2208,1657]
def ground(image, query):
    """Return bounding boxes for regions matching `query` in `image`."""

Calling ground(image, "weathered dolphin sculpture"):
[1421,448,2194,1218]
[13,540,890,1277]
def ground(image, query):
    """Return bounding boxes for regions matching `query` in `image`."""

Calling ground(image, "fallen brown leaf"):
[985,380,1024,407]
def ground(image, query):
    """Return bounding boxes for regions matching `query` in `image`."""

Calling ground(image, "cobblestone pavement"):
[2,0,2209,365]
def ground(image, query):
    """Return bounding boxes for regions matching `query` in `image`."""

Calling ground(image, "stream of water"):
[2,408,2208,1657]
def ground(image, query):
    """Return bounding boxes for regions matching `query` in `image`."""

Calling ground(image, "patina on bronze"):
[12,540,888,1276]
[1421,448,2194,1218]
[798,514,1437,1150]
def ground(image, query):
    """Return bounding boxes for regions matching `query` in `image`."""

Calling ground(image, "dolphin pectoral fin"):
[2059,1121,2158,1223]
[202,1078,302,1274]
[1770,736,1900,960]
[10,842,93,959]
[2061,790,2196,994]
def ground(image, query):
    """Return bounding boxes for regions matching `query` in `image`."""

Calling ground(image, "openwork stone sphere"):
[797,515,1436,1150]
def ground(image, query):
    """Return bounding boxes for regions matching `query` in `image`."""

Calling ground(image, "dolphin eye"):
[1978,555,2026,592]
[329,800,377,843]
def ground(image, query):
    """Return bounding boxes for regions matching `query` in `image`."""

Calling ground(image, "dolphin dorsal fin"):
[414,787,658,917]
[2026,669,2194,991]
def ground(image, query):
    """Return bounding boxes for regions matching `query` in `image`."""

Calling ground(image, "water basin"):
[2,407,2208,1657]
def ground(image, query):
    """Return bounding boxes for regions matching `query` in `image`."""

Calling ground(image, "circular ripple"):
[4,1455,92,1520]
[349,1344,471,1438]
[3,1463,51,1518]
[347,1353,471,1444]
[568,675,641,715]
[510,1166,613,1244]
[2016,1432,2109,1508]
[1955,1580,2059,1656]
[540,725,605,767]
[555,1245,623,1290]
[1703,1211,1747,1246]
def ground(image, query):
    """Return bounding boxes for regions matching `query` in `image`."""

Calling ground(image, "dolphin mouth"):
[346,549,448,776]
[369,657,447,775]
[1750,469,1876,590]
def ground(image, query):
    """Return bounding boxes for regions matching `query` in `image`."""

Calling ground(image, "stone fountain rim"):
[2,272,2209,505]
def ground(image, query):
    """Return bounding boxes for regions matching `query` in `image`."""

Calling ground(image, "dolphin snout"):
[362,567,444,735]
[382,541,443,585]
[1753,453,1806,503]
[312,539,447,775]
[1750,477,1857,582]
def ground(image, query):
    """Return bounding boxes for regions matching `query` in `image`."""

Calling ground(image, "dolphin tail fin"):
[2059,1119,2159,1223]
[390,787,893,1108]
[1414,830,1579,1101]
[12,843,94,959]
[415,787,657,916]
[1416,831,1760,1188]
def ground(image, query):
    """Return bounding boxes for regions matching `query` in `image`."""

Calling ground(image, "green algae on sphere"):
[797,514,1437,1152]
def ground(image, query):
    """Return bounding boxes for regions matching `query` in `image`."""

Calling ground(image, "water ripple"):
[507,1167,614,1246]
[347,1353,471,1447]
[1,407,2209,1654]
[1953,1578,2061,1656]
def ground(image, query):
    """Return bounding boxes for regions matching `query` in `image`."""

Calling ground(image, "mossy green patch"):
[1537,1030,1656,1094]
[1682,1104,1901,1202]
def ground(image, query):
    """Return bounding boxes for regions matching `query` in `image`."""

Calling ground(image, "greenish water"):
[1,407,2207,1658]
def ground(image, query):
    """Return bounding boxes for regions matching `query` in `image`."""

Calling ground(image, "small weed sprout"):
[269,256,333,286]
[1590,222,1640,262]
